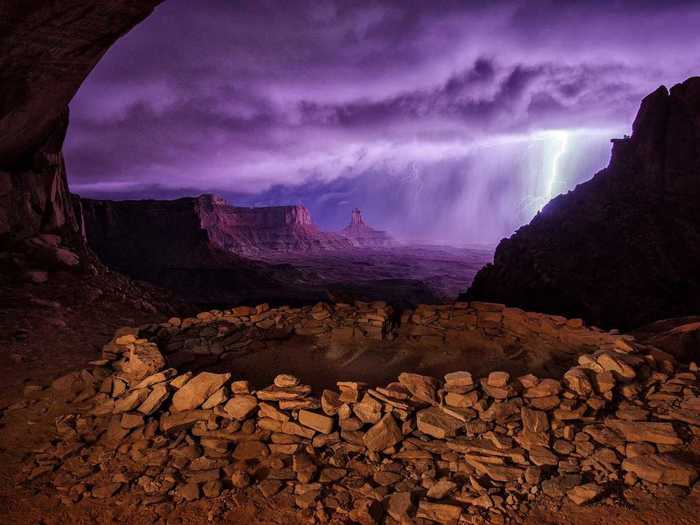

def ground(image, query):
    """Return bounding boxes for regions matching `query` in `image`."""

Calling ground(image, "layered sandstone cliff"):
[196,195,353,255]
[340,208,395,248]
[80,194,353,261]
[77,195,324,306]
[465,77,700,330]
[77,195,359,305]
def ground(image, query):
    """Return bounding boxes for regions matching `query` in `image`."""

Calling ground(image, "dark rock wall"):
[80,195,354,264]
[465,78,700,330]
[79,197,223,271]
[0,1,163,245]
[0,111,79,246]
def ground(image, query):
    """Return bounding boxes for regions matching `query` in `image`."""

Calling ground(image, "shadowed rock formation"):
[340,208,395,248]
[465,77,700,330]
[77,194,332,306]
[0,1,163,165]
[0,110,78,243]
[79,194,353,261]
[0,1,163,244]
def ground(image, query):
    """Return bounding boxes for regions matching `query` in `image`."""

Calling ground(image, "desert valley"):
[76,193,493,307]
[1,2,700,525]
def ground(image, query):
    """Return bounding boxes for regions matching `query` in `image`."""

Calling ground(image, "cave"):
[2,3,700,524]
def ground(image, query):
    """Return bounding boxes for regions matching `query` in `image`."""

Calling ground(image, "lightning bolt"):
[545,130,569,200]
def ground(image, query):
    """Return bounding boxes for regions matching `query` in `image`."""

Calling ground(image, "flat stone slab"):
[416,407,463,439]
[622,454,698,487]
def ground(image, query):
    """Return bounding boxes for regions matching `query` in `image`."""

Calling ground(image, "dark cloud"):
[65,0,700,242]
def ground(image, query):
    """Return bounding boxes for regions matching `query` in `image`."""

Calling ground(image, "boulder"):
[386,492,415,522]
[353,394,383,424]
[122,344,166,383]
[427,479,457,499]
[524,378,562,398]
[487,371,510,387]
[416,407,463,439]
[274,374,300,388]
[564,368,594,397]
[137,384,170,416]
[113,389,149,414]
[444,371,474,390]
[321,389,342,415]
[596,353,636,381]
[567,483,604,505]
[224,395,258,420]
[171,372,230,412]
[398,373,438,404]
[233,441,270,461]
[417,501,461,523]
[160,410,209,433]
[605,419,681,445]
[298,410,334,434]
[363,414,402,451]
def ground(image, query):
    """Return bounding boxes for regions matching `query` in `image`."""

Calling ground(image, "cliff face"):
[465,77,700,330]
[78,194,362,293]
[340,209,395,248]
[78,195,330,306]
[81,195,354,260]
[0,111,79,246]
[195,195,352,255]
[79,196,222,271]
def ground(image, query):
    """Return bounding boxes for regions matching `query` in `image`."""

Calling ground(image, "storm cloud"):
[65,0,700,243]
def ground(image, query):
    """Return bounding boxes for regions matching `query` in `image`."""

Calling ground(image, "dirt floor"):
[196,330,593,393]
[1,270,699,524]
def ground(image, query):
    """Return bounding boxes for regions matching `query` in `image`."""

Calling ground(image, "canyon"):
[77,193,467,308]
[78,194,393,260]
[1,3,700,525]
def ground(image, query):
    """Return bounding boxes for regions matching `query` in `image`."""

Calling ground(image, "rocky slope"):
[340,209,395,248]
[465,77,700,331]
[16,300,700,524]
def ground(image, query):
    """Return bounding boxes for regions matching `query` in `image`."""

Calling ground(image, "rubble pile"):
[126,301,624,369]
[398,302,619,350]
[154,301,396,364]
[20,302,700,524]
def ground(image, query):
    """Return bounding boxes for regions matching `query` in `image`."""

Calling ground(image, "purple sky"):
[65,0,700,244]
